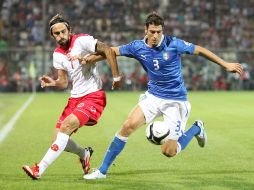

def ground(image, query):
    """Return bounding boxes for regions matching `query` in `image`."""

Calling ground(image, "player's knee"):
[162,150,177,157]
[161,146,177,158]
[60,115,79,135]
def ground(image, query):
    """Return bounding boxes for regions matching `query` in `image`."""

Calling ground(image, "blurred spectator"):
[1,0,253,50]
[0,60,9,92]
[214,76,227,91]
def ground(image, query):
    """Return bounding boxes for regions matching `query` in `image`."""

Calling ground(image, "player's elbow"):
[56,79,68,89]
[63,81,69,88]
[194,45,203,55]
[58,82,68,89]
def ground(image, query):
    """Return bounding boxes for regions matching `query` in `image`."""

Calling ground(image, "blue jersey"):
[119,35,195,101]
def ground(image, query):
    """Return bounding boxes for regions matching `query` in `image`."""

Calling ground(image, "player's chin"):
[152,42,159,47]
[58,40,68,47]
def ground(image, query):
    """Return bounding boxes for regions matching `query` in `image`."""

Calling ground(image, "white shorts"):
[139,92,191,140]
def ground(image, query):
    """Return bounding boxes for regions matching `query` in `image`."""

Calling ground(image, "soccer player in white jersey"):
[82,12,244,179]
[22,14,122,180]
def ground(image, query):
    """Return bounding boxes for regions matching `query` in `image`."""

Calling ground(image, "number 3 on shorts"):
[175,120,184,136]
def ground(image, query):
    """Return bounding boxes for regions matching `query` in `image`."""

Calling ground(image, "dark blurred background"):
[0,0,253,92]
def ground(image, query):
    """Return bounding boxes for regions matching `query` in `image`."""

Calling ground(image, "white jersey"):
[53,34,102,98]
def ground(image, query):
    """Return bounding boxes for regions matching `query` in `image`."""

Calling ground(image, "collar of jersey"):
[143,35,164,48]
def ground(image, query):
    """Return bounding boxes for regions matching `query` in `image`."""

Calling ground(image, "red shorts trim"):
[56,90,106,128]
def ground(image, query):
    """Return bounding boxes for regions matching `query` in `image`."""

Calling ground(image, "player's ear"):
[49,29,53,37]
[144,26,147,34]
[68,26,72,34]
[50,32,56,39]
[49,28,56,39]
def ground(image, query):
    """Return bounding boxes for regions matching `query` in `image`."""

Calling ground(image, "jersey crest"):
[162,51,170,60]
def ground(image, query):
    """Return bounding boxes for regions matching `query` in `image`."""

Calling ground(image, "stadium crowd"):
[0,0,254,92]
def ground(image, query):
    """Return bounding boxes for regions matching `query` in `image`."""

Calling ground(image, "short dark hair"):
[49,14,71,35]
[145,12,164,28]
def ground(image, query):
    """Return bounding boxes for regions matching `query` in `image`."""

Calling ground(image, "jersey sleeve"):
[53,53,66,70]
[119,41,137,58]
[174,38,195,55]
[76,35,98,53]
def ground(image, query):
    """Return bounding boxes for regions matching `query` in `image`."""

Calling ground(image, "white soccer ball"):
[145,121,170,145]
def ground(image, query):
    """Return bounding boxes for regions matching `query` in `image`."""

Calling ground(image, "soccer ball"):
[145,121,170,145]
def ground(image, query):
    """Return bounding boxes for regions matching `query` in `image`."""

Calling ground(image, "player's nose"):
[153,33,159,39]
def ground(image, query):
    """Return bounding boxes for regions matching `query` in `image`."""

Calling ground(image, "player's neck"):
[144,35,164,48]
[60,44,69,50]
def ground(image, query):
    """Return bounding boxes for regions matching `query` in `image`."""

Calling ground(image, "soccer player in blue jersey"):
[82,12,243,179]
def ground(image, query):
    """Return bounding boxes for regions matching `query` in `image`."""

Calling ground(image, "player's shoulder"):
[71,33,94,42]
[165,35,179,44]
[125,39,145,49]
[73,33,91,38]
[166,35,191,47]
[53,48,66,63]
[53,47,66,56]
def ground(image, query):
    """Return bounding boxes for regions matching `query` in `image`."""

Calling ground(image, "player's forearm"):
[44,80,67,89]
[88,54,106,63]
[194,45,227,69]
[54,79,68,89]
[104,47,120,78]
[95,41,120,78]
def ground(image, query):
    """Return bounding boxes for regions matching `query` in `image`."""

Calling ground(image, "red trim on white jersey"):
[52,33,102,98]
[54,34,90,55]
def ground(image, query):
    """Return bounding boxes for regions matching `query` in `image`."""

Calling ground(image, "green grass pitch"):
[0,91,254,190]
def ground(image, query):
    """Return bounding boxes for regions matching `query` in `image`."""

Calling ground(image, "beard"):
[57,38,69,48]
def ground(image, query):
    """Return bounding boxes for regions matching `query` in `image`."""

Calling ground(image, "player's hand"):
[112,81,122,90]
[111,76,123,90]
[224,63,244,77]
[82,54,96,64]
[70,55,90,65]
[39,75,55,88]
[69,55,84,64]
[69,55,80,61]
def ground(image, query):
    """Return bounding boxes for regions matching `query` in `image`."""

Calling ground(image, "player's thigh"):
[162,101,191,140]
[138,93,161,124]
[119,105,146,136]
[161,139,178,157]
[55,97,78,129]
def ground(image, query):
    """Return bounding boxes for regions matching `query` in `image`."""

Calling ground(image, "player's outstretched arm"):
[95,42,121,89]
[40,69,68,89]
[80,47,120,65]
[194,45,244,76]
[82,53,105,64]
